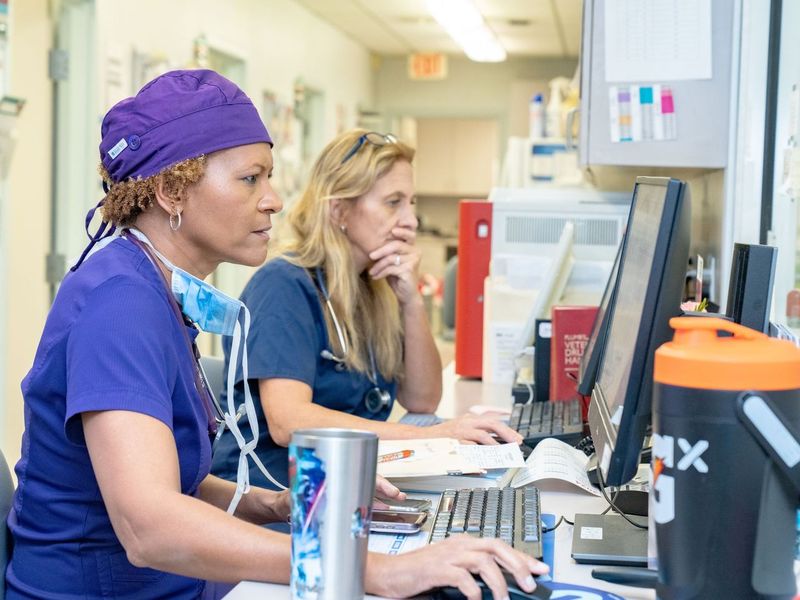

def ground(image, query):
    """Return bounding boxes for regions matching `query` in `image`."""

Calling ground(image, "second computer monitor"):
[587,177,691,487]
[725,242,778,333]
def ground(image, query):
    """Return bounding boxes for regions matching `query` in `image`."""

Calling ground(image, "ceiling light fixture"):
[426,0,507,63]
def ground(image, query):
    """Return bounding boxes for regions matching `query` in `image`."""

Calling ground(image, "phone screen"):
[375,497,432,513]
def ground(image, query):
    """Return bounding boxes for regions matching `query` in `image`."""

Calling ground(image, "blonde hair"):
[273,129,415,380]
[98,156,207,226]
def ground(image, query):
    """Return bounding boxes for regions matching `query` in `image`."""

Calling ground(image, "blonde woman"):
[211,129,523,493]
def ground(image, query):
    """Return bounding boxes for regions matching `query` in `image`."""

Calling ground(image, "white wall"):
[3,0,53,467]
[374,55,578,153]
[2,0,375,467]
[95,0,373,142]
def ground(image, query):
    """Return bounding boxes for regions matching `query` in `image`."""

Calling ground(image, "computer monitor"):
[576,240,623,397]
[587,177,691,487]
[725,243,777,333]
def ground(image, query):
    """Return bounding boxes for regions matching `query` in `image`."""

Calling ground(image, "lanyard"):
[127,234,220,437]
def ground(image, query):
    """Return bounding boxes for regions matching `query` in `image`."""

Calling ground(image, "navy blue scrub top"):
[6,237,212,599]
[210,258,397,490]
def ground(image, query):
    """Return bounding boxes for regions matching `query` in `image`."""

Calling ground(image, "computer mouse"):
[433,571,552,600]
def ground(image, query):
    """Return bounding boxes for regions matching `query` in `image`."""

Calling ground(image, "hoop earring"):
[169,212,182,231]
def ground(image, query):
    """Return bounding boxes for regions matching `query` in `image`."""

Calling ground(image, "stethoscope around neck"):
[314,267,392,414]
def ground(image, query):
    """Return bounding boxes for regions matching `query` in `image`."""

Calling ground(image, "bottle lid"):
[533,93,543,102]
[654,317,800,391]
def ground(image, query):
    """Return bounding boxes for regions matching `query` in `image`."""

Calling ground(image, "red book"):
[549,306,598,403]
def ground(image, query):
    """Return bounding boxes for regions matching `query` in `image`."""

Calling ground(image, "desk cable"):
[523,382,535,404]
[594,457,648,530]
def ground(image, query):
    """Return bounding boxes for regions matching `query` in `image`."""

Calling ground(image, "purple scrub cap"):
[72,69,271,273]
[99,69,272,183]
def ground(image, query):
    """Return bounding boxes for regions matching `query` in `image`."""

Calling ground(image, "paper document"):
[368,529,430,555]
[604,0,712,83]
[456,443,525,470]
[609,84,677,143]
[511,438,602,496]
[377,438,483,478]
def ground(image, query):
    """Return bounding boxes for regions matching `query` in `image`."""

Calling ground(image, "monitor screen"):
[576,240,623,396]
[588,177,691,487]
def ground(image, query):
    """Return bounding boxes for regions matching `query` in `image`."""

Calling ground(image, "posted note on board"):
[604,0,712,83]
[609,84,677,143]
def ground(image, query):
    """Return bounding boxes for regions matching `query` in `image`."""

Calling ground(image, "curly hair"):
[98,156,207,226]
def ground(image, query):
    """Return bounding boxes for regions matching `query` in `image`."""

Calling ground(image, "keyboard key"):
[428,487,542,559]
[511,399,584,448]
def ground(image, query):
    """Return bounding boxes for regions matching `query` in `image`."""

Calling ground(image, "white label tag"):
[108,137,128,160]
[695,255,704,302]
[581,526,603,540]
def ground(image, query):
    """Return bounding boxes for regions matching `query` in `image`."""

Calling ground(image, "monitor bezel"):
[588,176,690,487]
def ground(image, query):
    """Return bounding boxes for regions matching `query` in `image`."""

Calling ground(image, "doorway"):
[50,0,97,300]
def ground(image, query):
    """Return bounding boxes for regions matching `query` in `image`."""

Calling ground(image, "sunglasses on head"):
[341,131,398,164]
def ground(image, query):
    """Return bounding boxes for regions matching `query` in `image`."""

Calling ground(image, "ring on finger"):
[394,254,401,266]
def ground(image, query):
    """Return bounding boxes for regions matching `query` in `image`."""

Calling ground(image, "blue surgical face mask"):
[170,268,242,336]
[127,228,287,511]
[125,229,241,335]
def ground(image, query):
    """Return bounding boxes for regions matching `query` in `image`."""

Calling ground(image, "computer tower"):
[725,243,777,333]
[455,200,492,378]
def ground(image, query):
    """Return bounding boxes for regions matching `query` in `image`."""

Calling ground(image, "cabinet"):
[414,118,498,196]
[579,0,736,168]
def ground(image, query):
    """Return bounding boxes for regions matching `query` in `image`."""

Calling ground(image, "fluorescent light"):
[427,0,507,63]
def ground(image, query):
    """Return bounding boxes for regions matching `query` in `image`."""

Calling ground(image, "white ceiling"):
[291,0,583,59]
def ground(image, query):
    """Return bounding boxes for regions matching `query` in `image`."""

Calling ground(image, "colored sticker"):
[290,446,327,599]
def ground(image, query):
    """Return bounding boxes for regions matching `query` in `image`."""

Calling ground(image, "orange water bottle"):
[652,317,800,599]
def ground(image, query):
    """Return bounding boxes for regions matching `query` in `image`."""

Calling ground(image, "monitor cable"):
[594,455,648,530]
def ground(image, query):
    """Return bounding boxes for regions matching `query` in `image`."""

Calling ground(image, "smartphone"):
[374,497,432,513]
[369,510,427,534]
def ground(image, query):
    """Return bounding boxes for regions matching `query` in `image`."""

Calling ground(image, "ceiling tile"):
[292,0,581,58]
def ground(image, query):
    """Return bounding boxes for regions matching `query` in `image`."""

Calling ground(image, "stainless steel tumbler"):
[289,428,378,600]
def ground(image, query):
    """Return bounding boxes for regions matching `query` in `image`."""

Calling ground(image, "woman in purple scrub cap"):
[5,70,547,600]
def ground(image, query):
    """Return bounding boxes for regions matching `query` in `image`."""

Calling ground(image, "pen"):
[378,449,414,463]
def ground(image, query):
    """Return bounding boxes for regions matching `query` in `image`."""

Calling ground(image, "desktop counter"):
[224,365,655,599]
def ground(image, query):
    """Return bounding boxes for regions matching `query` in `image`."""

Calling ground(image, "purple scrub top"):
[6,236,213,599]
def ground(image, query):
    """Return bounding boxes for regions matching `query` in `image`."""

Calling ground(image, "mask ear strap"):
[225,306,287,516]
[127,234,219,436]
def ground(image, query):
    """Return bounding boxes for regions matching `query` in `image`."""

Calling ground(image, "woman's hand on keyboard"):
[431,414,524,445]
[366,535,548,599]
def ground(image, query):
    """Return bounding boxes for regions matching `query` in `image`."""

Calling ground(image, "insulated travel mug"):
[652,317,800,599]
[289,428,378,600]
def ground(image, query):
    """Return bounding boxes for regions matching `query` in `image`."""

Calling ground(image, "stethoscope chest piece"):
[364,386,392,414]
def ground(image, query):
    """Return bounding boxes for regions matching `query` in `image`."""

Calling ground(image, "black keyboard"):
[428,487,543,558]
[510,398,584,447]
